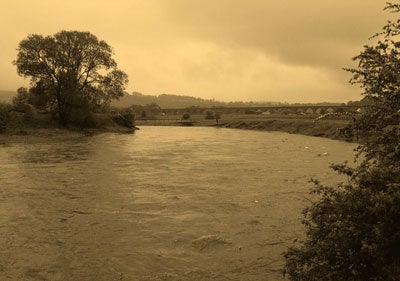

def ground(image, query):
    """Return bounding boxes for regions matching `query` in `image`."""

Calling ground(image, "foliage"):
[112,91,346,109]
[205,110,215,119]
[342,18,400,165]
[182,112,191,120]
[284,3,400,280]
[111,108,135,128]
[144,102,161,116]
[203,109,222,121]
[183,105,202,114]
[14,30,128,126]
[12,87,30,112]
[122,103,162,119]
[13,85,54,114]
[0,102,12,132]
[284,171,400,281]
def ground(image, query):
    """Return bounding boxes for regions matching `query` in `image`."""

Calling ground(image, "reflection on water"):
[0,127,355,281]
[21,141,93,164]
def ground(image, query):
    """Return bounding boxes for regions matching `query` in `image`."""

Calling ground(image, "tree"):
[0,102,12,133]
[12,87,30,112]
[205,110,215,120]
[144,102,161,116]
[284,2,400,280]
[14,30,128,126]
[182,112,191,120]
[13,84,52,112]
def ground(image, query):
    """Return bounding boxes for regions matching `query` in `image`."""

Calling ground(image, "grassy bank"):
[0,106,136,145]
[1,105,352,143]
[135,114,352,141]
[220,119,350,141]
[0,126,136,145]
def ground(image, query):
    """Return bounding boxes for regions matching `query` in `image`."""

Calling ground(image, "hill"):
[112,92,231,108]
[2,89,345,109]
[112,92,314,109]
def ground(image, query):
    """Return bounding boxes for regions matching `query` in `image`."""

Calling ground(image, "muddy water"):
[0,126,356,281]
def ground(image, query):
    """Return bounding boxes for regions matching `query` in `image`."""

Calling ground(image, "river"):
[0,126,356,281]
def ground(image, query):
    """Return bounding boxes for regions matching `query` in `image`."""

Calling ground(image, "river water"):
[0,126,355,281]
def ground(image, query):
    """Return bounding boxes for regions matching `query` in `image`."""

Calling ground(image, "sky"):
[0,0,395,103]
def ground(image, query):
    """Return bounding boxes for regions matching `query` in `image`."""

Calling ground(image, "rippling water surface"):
[0,126,355,280]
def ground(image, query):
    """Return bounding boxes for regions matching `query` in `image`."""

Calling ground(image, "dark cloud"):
[0,0,395,102]
[161,0,391,67]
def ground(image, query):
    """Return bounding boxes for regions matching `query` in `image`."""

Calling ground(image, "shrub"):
[182,112,191,120]
[284,3,400,280]
[111,109,135,128]
[205,110,215,119]
[0,102,12,132]
[284,167,400,281]
[12,87,30,112]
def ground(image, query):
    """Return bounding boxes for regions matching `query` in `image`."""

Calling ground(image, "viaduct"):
[161,105,364,115]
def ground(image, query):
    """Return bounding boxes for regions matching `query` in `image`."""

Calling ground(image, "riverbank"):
[1,111,352,144]
[0,126,136,145]
[0,109,138,144]
[135,117,352,142]
[219,119,351,141]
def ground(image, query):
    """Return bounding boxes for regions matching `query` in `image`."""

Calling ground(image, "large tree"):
[14,30,128,125]
[284,2,400,281]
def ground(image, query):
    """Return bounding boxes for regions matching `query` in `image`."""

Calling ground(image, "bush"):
[182,112,191,120]
[69,107,97,128]
[205,110,215,119]
[12,87,30,112]
[284,3,400,280]
[112,109,135,128]
[0,102,12,132]
[22,104,38,123]
[284,167,400,281]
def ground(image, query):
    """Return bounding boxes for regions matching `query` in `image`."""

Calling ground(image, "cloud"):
[118,41,358,102]
[161,0,390,67]
[0,0,393,102]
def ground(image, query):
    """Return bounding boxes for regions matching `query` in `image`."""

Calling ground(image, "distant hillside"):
[112,92,343,109]
[112,92,288,109]
[0,90,16,103]
[1,89,346,109]
[112,92,230,108]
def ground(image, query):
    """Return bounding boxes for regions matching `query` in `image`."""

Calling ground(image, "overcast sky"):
[0,1,394,102]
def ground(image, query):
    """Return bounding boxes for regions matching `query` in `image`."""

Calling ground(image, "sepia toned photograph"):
[0,1,399,280]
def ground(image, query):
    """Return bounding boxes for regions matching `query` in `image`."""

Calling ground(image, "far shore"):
[0,112,354,144]
[0,126,136,145]
[135,115,352,142]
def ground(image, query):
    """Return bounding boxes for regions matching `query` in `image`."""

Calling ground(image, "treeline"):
[111,92,345,109]
[3,89,369,111]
